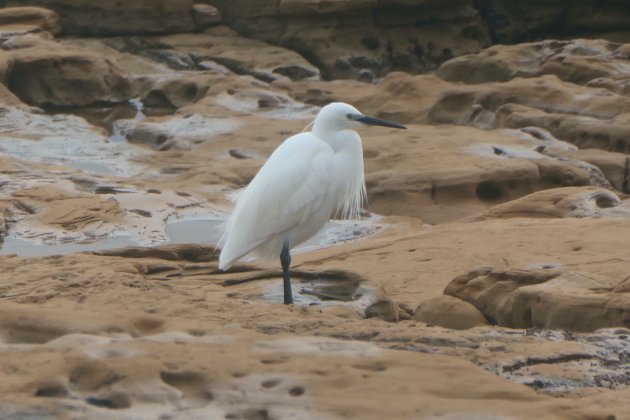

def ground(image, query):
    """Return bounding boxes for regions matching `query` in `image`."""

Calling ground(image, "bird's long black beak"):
[348,113,406,129]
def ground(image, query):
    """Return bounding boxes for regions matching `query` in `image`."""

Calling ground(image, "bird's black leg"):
[281,241,293,304]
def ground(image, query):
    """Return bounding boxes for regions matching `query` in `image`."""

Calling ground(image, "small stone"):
[193,4,222,28]
[354,69,375,84]
[415,295,489,330]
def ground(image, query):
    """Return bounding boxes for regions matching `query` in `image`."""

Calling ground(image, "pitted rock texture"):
[4,0,201,35]
[0,3,629,419]
[436,39,630,86]
[444,267,630,331]
[5,42,133,106]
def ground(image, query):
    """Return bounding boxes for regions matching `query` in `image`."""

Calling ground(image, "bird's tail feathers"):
[218,234,269,271]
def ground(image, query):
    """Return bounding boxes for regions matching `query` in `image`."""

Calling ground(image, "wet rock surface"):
[0,2,630,419]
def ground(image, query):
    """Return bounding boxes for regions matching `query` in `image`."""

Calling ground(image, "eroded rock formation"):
[0,2,629,418]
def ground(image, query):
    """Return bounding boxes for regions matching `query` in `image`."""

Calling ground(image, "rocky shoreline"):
[0,1,629,419]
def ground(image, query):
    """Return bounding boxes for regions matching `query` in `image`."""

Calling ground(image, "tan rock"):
[278,0,377,15]
[1,200,630,415]
[116,113,243,151]
[60,37,183,80]
[126,74,618,223]
[142,75,212,109]
[540,148,628,192]
[415,295,490,329]
[0,7,629,415]
[0,6,60,35]
[192,3,222,28]
[110,27,321,82]
[12,186,123,232]
[213,0,489,78]
[0,303,611,419]
[496,102,630,153]
[210,0,278,19]
[334,71,630,156]
[482,187,623,219]
[361,124,604,223]
[474,1,630,44]
[444,267,630,331]
[6,0,197,35]
[5,41,133,106]
[287,72,630,133]
[186,26,320,81]
[436,39,630,86]
[0,80,22,105]
[207,2,628,80]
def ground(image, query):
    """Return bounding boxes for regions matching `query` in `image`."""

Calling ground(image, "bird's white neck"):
[313,127,360,153]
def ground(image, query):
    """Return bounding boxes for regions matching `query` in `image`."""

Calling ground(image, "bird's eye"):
[346,113,352,119]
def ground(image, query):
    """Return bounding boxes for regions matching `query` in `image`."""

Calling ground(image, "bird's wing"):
[219,133,333,268]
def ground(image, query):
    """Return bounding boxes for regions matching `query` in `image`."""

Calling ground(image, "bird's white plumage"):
[218,103,367,270]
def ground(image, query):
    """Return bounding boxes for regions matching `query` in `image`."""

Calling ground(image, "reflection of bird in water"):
[219,102,406,304]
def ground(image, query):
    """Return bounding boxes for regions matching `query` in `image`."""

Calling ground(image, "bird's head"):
[313,102,406,133]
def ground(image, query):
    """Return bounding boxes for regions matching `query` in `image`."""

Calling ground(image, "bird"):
[218,102,406,304]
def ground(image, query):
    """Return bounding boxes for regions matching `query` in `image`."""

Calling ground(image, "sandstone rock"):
[6,0,197,36]
[0,161,216,247]
[436,39,630,86]
[356,286,399,322]
[1,302,613,419]
[5,41,133,106]
[159,26,320,82]
[0,81,22,106]
[115,113,242,151]
[289,71,629,135]
[353,68,375,83]
[427,75,629,126]
[192,4,222,28]
[444,267,630,332]
[496,102,630,153]
[342,72,630,157]
[614,277,630,293]
[90,243,216,262]
[475,0,630,44]
[0,3,629,417]
[482,187,623,219]
[121,123,191,151]
[159,91,607,224]
[536,148,628,192]
[12,186,124,232]
[0,104,144,177]
[415,295,489,329]
[54,38,175,84]
[208,0,278,19]
[142,75,212,109]
[0,7,60,36]
[360,123,608,223]
[105,27,320,82]
[209,1,630,80]
[2,154,630,415]
[278,0,377,16]
[212,0,490,78]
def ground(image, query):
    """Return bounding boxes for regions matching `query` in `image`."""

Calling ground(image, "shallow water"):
[43,99,146,133]
[0,236,138,257]
[0,216,381,257]
[0,105,144,177]
[0,98,379,258]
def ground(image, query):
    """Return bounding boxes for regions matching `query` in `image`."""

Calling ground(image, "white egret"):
[218,102,406,304]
